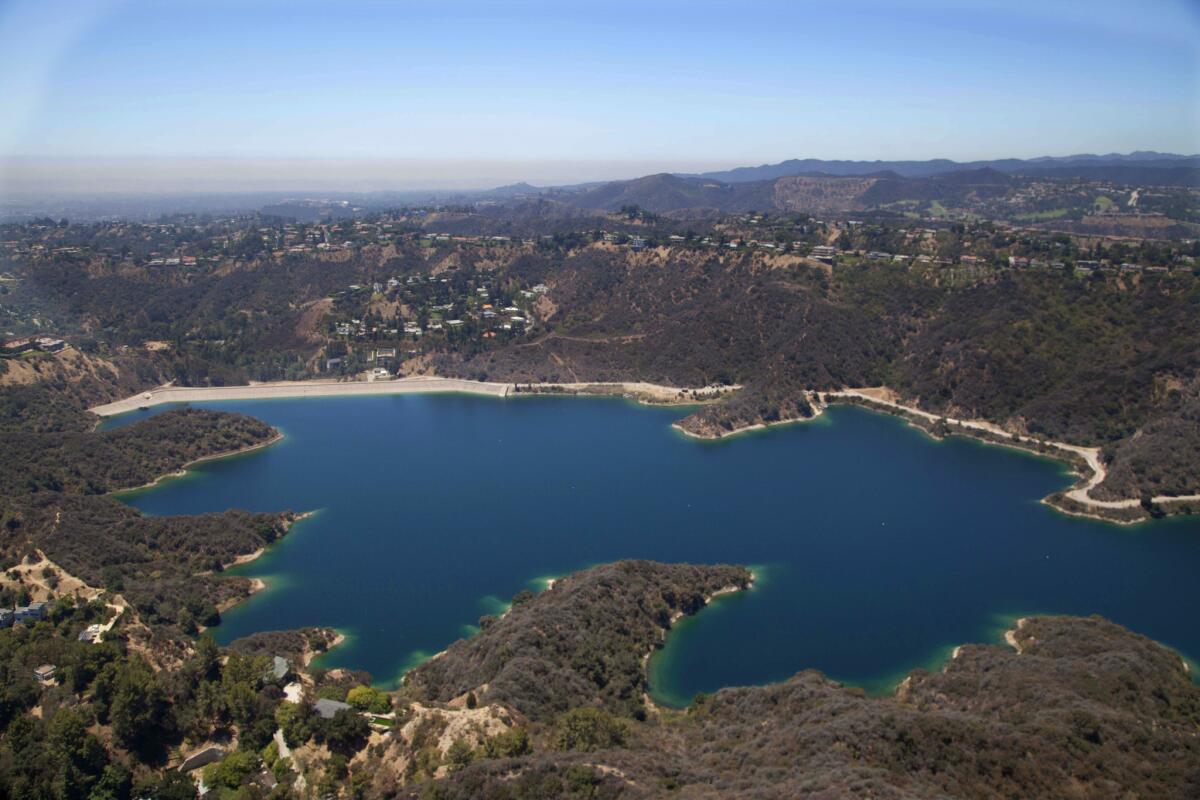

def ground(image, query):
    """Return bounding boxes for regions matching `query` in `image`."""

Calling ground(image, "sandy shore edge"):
[90,377,516,416]
[90,376,737,416]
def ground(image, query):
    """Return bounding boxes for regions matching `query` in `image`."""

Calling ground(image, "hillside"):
[383,561,1200,800]
[407,561,752,720]
[434,245,1200,512]
[562,173,775,214]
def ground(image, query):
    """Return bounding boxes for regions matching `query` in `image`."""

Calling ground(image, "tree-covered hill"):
[392,563,1200,800]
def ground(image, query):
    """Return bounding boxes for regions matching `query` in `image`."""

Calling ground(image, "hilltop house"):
[809,245,837,263]
[33,664,56,684]
[3,338,33,353]
[35,337,66,352]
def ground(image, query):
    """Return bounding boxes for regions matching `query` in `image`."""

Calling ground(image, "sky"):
[0,0,1198,193]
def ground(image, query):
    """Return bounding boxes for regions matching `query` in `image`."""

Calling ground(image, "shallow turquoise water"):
[109,395,1200,703]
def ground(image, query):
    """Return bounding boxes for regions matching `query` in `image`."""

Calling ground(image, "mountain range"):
[690,151,1200,182]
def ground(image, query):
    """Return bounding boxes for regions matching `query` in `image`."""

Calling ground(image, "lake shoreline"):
[98,377,1196,523]
[110,431,287,494]
[645,570,756,710]
[676,388,1197,524]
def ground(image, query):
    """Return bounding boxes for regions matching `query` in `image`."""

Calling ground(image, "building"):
[809,245,837,263]
[0,609,12,628]
[34,337,66,352]
[179,745,227,773]
[3,338,33,353]
[14,601,48,624]
[34,664,56,684]
[264,655,291,683]
[314,698,352,719]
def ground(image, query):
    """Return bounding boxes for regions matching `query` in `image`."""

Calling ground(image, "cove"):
[108,395,1200,704]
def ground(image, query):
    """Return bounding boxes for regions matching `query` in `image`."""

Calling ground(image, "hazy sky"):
[1,0,1198,192]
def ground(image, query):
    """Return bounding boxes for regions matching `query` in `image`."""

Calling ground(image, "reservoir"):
[111,395,1200,705]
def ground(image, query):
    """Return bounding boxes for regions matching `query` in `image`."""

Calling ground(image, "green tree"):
[445,739,474,772]
[551,708,628,752]
[203,750,261,791]
[88,763,133,800]
[276,702,314,748]
[482,726,531,759]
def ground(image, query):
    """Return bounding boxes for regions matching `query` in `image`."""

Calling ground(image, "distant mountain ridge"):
[691,152,1200,182]
[513,152,1199,218]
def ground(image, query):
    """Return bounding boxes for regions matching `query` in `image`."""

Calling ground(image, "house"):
[314,698,352,719]
[866,251,892,262]
[14,601,48,624]
[0,609,12,628]
[266,656,291,683]
[3,338,33,353]
[33,664,56,683]
[35,337,66,352]
[78,623,103,643]
[809,245,837,263]
[325,357,343,372]
[254,769,279,791]
[179,745,227,773]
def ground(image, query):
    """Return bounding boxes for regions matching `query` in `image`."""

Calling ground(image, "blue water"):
[108,395,1200,703]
